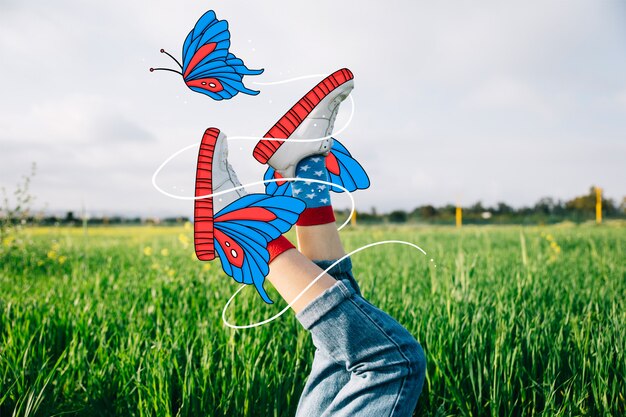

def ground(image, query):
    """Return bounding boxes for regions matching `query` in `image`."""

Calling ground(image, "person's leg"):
[295,347,350,416]
[267,226,426,417]
[296,222,345,261]
[288,160,426,416]
[254,69,426,415]
[266,234,426,417]
[264,247,336,313]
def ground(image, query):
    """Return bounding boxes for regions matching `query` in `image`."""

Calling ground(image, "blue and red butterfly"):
[194,128,304,303]
[151,10,263,101]
[208,194,303,303]
[263,138,370,197]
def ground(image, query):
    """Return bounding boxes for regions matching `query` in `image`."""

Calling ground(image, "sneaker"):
[193,127,306,303]
[194,127,246,260]
[252,68,354,179]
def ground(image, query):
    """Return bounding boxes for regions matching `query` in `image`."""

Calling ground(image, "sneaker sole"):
[194,127,219,261]
[252,68,354,164]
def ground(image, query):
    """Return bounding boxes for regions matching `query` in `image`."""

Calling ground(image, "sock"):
[267,235,296,263]
[292,155,335,226]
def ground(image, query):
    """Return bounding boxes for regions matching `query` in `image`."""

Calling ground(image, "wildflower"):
[47,250,58,260]
[150,262,160,270]
[51,242,61,252]
[166,268,176,277]
[143,247,153,256]
[202,263,211,271]
[178,233,190,248]
[2,236,15,247]
[58,255,67,264]
[184,221,192,231]
[160,248,170,257]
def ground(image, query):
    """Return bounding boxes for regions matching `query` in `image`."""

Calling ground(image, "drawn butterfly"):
[151,10,263,101]
[263,138,370,196]
[194,128,304,303]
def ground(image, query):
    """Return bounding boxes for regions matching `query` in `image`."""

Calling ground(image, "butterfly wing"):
[263,166,292,196]
[181,10,263,100]
[226,53,264,76]
[262,139,369,195]
[325,138,370,193]
[182,12,230,75]
[213,194,305,303]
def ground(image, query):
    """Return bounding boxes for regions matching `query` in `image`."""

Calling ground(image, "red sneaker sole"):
[252,68,354,164]
[194,127,219,261]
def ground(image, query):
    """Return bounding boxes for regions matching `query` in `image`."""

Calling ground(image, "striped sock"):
[292,155,335,226]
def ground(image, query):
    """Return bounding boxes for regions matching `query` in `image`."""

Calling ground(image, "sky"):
[1,0,625,217]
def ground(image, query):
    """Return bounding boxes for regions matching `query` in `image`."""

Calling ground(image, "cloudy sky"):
[1,0,625,217]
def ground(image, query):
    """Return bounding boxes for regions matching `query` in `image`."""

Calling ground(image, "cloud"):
[1,0,625,215]
[462,77,552,117]
[92,114,155,143]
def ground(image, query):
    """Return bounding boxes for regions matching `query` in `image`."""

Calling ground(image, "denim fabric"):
[295,257,426,417]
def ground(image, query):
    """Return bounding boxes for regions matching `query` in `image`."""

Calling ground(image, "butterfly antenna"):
[149,67,182,75]
[160,48,183,69]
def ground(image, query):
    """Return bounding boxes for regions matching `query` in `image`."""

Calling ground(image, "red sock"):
[267,235,296,263]
[296,206,336,226]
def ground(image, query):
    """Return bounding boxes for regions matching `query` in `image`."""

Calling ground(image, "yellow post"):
[456,206,462,228]
[351,210,357,227]
[595,187,602,224]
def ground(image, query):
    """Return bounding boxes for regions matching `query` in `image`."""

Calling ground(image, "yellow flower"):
[47,250,58,260]
[202,263,211,271]
[51,242,61,251]
[2,236,15,247]
[150,262,160,270]
[166,268,176,277]
[184,221,192,231]
[178,233,190,248]
[160,248,169,257]
[58,255,67,264]
[191,251,198,261]
[143,247,153,256]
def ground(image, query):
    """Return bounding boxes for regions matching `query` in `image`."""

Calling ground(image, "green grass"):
[1,223,624,416]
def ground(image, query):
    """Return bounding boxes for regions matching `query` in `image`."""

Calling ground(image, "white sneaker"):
[252,68,354,179]
[194,127,245,260]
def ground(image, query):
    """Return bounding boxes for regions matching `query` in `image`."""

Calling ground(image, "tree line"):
[2,173,625,231]
[348,187,625,225]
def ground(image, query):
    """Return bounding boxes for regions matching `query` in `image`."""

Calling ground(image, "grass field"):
[1,223,624,417]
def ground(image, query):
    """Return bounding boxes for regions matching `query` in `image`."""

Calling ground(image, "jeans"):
[295,258,426,417]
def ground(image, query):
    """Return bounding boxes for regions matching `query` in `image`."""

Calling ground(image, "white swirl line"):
[150,94,355,199]
[152,176,354,232]
[150,73,430,329]
[252,74,329,86]
[221,240,428,329]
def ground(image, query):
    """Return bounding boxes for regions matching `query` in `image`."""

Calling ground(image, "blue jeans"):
[295,258,426,417]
